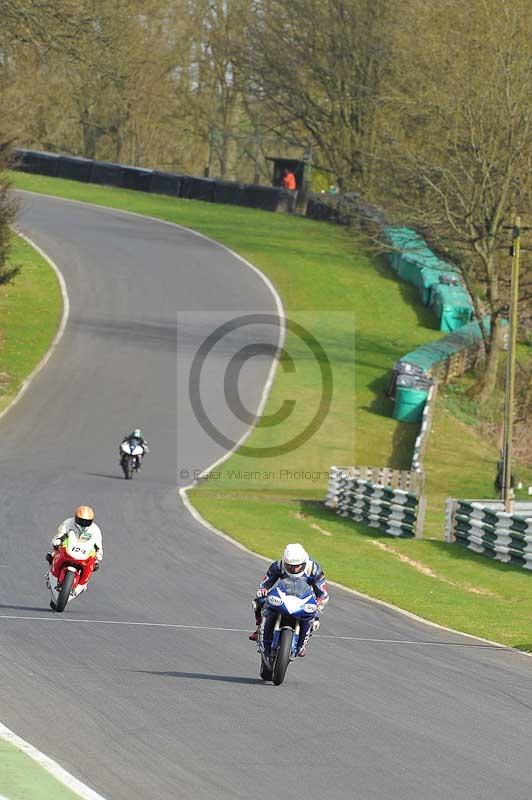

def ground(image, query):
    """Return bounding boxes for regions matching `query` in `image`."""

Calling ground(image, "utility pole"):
[501,216,521,512]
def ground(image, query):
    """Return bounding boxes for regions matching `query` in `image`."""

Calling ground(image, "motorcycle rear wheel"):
[55,570,75,612]
[272,627,292,686]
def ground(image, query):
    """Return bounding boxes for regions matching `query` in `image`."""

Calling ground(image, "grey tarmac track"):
[1,192,532,800]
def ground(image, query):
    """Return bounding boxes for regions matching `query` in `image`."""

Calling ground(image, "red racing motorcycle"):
[46,529,98,612]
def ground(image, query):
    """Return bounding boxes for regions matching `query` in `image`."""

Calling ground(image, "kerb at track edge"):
[0,722,107,800]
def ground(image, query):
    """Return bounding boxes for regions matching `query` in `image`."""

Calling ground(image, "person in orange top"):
[281,168,297,191]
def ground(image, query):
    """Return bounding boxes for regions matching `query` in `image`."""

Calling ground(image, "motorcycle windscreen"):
[276,578,314,599]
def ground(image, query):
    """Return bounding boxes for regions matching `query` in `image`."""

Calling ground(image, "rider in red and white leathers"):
[46,505,103,568]
[249,543,329,656]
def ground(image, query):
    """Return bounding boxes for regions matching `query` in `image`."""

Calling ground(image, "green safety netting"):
[429,283,473,331]
[383,227,494,423]
[417,269,466,306]
[384,227,458,280]
[384,226,474,327]
[384,227,426,272]
[399,317,492,373]
[393,385,430,423]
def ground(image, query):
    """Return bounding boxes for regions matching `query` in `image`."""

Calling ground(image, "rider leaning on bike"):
[250,543,329,657]
[46,505,104,569]
[120,428,149,468]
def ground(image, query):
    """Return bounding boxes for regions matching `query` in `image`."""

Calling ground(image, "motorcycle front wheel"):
[272,627,292,686]
[55,570,75,612]
[122,456,133,479]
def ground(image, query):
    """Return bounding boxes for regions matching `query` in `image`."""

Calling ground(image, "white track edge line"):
[0,229,103,799]
[0,722,107,800]
[0,229,70,424]
[179,489,531,658]
[0,615,514,650]
[16,189,531,661]
[17,189,287,477]
[1,189,283,795]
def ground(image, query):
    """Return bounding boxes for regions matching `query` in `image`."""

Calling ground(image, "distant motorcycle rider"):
[120,428,149,469]
[46,505,103,570]
[249,543,329,657]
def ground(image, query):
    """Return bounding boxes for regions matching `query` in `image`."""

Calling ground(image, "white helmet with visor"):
[282,543,309,576]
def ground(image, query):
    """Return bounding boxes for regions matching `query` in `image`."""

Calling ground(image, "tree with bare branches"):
[243,0,398,194]
[379,0,532,400]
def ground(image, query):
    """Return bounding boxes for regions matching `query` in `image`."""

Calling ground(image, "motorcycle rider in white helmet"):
[249,543,329,657]
[46,505,103,569]
[120,428,149,470]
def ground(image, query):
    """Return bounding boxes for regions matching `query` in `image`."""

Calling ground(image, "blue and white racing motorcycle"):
[259,578,317,685]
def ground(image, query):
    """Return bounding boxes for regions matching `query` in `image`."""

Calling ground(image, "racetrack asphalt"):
[1,192,532,800]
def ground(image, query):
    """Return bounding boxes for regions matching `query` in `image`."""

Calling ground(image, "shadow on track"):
[0,604,51,613]
[82,472,125,480]
[131,669,264,685]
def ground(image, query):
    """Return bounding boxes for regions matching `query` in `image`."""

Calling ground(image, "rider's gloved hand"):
[256,587,269,598]
[51,537,62,548]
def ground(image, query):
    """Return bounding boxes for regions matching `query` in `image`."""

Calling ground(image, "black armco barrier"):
[213,179,247,206]
[13,148,295,213]
[90,160,126,188]
[15,149,59,177]
[150,171,183,197]
[180,175,215,202]
[244,184,295,212]
[57,155,93,182]
[121,166,153,193]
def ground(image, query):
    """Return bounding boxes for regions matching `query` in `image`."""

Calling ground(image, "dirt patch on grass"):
[291,511,332,535]
[370,539,498,597]
[310,523,333,536]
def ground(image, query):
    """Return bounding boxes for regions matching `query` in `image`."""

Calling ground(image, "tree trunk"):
[472,319,503,404]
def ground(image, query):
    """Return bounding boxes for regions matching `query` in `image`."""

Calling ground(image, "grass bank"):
[12,171,532,648]
[0,232,62,416]
[0,737,87,800]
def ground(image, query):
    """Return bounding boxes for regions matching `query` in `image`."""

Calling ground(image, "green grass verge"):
[0,233,62,416]
[12,171,532,648]
[0,738,87,800]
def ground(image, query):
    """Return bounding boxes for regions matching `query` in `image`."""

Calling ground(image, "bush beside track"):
[10,171,532,649]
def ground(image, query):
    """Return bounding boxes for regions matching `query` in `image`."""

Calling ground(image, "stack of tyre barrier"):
[325,466,421,538]
[445,498,532,569]
[305,192,388,231]
[13,149,296,213]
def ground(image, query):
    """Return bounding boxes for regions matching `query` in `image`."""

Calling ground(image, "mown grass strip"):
[0,233,62,417]
[0,738,89,800]
[11,171,532,648]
